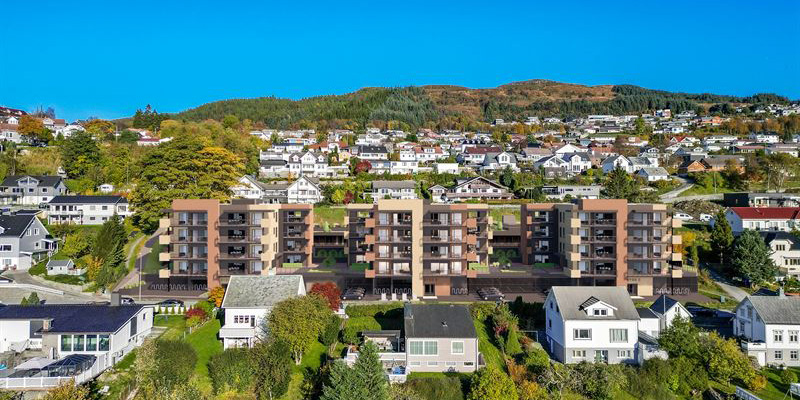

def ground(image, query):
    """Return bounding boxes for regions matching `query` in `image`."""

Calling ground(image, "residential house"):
[344,304,480,375]
[0,176,67,205]
[544,286,661,365]
[677,156,744,175]
[646,295,691,335]
[481,152,519,172]
[0,301,152,385]
[723,192,800,208]
[457,146,502,165]
[519,147,554,163]
[723,207,800,233]
[767,144,800,157]
[637,167,670,182]
[434,163,459,174]
[540,185,601,200]
[0,214,58,270]
[434,177,513,202]
[750,133,781,144]
[47,196,131,225]
[760,232,800,278]
[219,275,306,349]
[734,295,800,367]
[259,159,289,178]
[372,181,418,202]
[231,176,269,200]
[287,151,332,178]
[287,176,323,204]
[353,145,389,161]
[46,259,85,276]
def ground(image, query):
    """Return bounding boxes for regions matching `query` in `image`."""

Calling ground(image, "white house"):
[286,176,323,204]
[47,195,132,225]
[97,184,114,194]
[0,301,152,384]
[219,275,306,349]
[545,286,665,365]
[231,175,269,200]
[734,295,800,367]
[288,151,332,178]
[723,207,800,233]
[480,152,519,172]
[434,163,459,174]
[637,167,670,182]
[646,295,692,335]
[0,176,67,206]
[0,214,58,271]
[371,181,418,202]
[46,259,85,276]
[761,232,800,278]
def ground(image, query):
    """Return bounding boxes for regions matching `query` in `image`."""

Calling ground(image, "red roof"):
[464,146,502,154]
[731,207,800,220]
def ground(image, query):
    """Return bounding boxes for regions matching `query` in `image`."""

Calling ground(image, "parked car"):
[121,297,135,305]
[158,299,184,307]
[674,212,694,221]
[699,213,713,222]
[477,287,505,301]
[342,287,365,300]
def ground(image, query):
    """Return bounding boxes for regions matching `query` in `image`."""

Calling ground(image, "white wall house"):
[761,232,800,278]
[545,286,666,365]
[724,207,800,233]
[371,181,418,202]
[47,195,132,225]
[286,176,323,204]
[734,295,800,367]
[0,215,57,271]
[0,175,67,206]
[219,275,306,349]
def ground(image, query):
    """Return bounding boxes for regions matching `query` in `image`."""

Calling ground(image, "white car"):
[674,212,694,221]
[699,213,713,222]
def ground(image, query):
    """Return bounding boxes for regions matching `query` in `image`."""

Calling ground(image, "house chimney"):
[110,292,121,306]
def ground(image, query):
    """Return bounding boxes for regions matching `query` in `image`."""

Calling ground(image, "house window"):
[464,361,475,366]
[0,245,11,252]
[572,350,586,358]
[617,350,631,358]
[427,361,438,366]
[774,330,783,343]
[610,329,628,343]
[74,335,85,351]
[593,309,608,316]
[775,350,783,360]
[60,335,72,352]
[424,341,438,355]
[573,329,591,340]
[409,361,421,366]
[451,341,464,355]
[86,335,98,351]
[791,351,799,360]
[409,341,424,355]
[99,335,110,351]
[790,330,798,343]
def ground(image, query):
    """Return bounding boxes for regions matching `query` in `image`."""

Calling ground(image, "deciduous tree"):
[267,295,330,363]
[467,365,518,400]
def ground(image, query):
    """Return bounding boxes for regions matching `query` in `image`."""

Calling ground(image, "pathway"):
[659,176,693,202]
[706,264,749,302]
[114,230,162,292]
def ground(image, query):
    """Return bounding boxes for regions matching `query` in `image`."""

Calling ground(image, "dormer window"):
[593,309,608,316]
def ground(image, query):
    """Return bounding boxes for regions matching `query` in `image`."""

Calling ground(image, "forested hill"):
[174,80,791,129]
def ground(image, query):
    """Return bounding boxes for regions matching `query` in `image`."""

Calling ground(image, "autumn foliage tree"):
[208,286,225,307]
[310,282,342,310]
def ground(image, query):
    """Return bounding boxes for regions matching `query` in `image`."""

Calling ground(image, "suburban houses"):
[734,294,800,367]
[0,214,57,271]
[46,195,131,225]
[0,175,67,206]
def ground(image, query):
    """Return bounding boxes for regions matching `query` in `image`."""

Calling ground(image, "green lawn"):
[755,367,800,400]
[185,318,223,393]
[314,206,346,226]
[474,318,505,371]
[681,185,737,197]
[154,314,187,340]
[143,243,163,274]
[281,341,328,400]
[489,207,520,226]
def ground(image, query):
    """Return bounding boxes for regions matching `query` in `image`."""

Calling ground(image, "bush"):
[404,376,465,400]
[505,328,523,357]
[345,303,403,318]
[208,348,253,394]
[194,300,214,315]
[523,347,550,375]
[310,282,342,310]
[747,373,768,391]
[155,340,197,389]
[469,303,496,322]
[780,368,798,385]
[341,317,381,344]
[185,307,207,321]
[320,316,341,347]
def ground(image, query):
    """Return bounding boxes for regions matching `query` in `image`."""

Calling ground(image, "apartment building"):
[158,199,313,289]
[347,200,491,298]
[520,200,684,296]
[153,198,689,298]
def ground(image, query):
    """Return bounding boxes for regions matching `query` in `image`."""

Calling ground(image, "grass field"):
[143,243,163,274]
[314,206,346,226]
[185,319,223,392]
[489,207,520,226]
[281,341,327,400]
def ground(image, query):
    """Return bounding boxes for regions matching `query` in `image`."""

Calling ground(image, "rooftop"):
[403,304,476,339]
[0,304,144,333]
[221,275,305,308]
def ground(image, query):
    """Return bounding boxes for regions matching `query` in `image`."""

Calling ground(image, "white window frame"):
[573,329,591,340]
[451,341,464,355]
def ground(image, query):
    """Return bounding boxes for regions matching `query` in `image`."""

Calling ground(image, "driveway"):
[706,265,749,302]
[659,176,693,202]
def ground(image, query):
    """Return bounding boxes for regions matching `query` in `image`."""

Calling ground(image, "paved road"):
[114,230,162,292]
[662,193,725,204]
[0,270,106,304]
[659,176,693,201]
[706,265,749,302]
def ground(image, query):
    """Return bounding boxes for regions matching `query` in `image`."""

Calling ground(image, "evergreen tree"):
[710,210,734,266]
[601,167,638,201]
[730,229,777,285]
[322,342,388,400]
[60,131,101,179]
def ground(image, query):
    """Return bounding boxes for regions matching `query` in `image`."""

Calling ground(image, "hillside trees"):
[267,294,331,364]
[710,210,734,265]
[730,229,777,285]
[60,131,101,179]
[130,134,242,231]
[90,215,128,288]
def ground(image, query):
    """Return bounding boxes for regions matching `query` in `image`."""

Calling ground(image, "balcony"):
[284,231,305,239]
[159,235,171,245]
[592,235,615,242]
[159,252,171,262]
[591,218,616,226]
[285,216,306,224]
[741,341,767,352]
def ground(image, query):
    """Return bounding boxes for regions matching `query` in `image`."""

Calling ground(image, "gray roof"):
[649,295,680,315]
[760,231,800,251]
[46,259,73,267]
[744,295,800,325]
[221,275,305,309]
[373,180,416,190]
[549,286,640,320]
[48,195,127,204]
[0,305,144,334]
[0,215,36,237]
[637,308,659,319]
[403,304,476,339]
[1,175,63,188]
[638,167,669,176]
[357,145,388,154]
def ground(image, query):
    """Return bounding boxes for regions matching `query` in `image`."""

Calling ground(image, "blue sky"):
[2,0,799,121]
